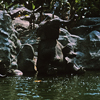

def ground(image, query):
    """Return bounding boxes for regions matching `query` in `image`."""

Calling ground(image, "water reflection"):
[0,71,100,100]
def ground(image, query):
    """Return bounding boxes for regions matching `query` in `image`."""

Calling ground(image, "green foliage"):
[0,0,100,20]
[74,0,100,19]
[75,0,80,3]
[32,3,35,10]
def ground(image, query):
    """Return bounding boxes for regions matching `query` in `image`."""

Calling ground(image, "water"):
[0,71,100,100]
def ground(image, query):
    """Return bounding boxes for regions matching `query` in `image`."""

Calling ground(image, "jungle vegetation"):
[0,0,100,21]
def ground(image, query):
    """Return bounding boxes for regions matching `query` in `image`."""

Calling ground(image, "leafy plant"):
[74,0,100,20]
[0,0,100,20]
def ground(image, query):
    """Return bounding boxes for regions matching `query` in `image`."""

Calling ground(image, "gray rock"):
[58,28,82,49]
[0,10,21,72]
[70,17,100,36]
[12,17,30,30]
[78,17,100,26]
[9,6,32,19]
[75,30,100,70]
[17,44,36,73]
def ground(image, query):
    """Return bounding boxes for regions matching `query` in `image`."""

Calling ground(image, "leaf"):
[75,0,81,3]
[32,3,35,10]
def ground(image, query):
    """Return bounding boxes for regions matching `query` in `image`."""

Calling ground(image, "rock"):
[42,13,60,20]
[75,30,100,70]
[11,61,18,69]
[70,25,91,36]
[0,10,21,73]
[0,74,7,78]
[7,5,100,72]
[9,6,32,19]
[70,17,100,36]
[13,69,23,76]
[17,44,36,74]
[12,17,30,31]
[78,17,100,26]
[58,28,82,50]
[7,69,23,76]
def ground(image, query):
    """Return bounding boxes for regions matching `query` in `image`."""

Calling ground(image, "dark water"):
[0,71,100,100]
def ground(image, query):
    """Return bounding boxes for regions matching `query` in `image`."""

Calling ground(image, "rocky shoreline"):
[0,6,100,77]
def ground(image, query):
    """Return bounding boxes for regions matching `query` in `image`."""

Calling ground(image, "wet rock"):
[7,69,23,76]
[9,5,100,72]
[42,13,59,19]
[70,17,100,36]
[70,25,91,36]
[9,6,32,19]
[58,27,82,49]
[78,17,100,26]
[75,30,100,70]
[12,17,30,31]
[51,18,100,70]
[17,44,36,74]
[0,10,21,72]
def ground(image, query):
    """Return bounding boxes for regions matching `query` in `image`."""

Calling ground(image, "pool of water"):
[0,71,100,100]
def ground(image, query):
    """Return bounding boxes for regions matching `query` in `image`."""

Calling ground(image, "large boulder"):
[78,17,100,26]
[58,25,100,70]
[75,30,100,70]
[9,6,32,19]
[0,10,21,74]
[17,44,36,74]
[70,17,100,37]
[12,17,30,33]
[58,27,82,48]
[0,10,36,76]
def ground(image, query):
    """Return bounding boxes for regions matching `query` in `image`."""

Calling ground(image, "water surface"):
[0,71,100,100]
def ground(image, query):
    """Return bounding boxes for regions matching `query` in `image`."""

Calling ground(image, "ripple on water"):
[84,93,100,95]
[1,72,100,100]
[17,93,27,96]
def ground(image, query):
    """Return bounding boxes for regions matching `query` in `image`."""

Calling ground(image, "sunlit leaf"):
[25,14,29,16]
[32,3,35,10]
[75,0,81,3]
